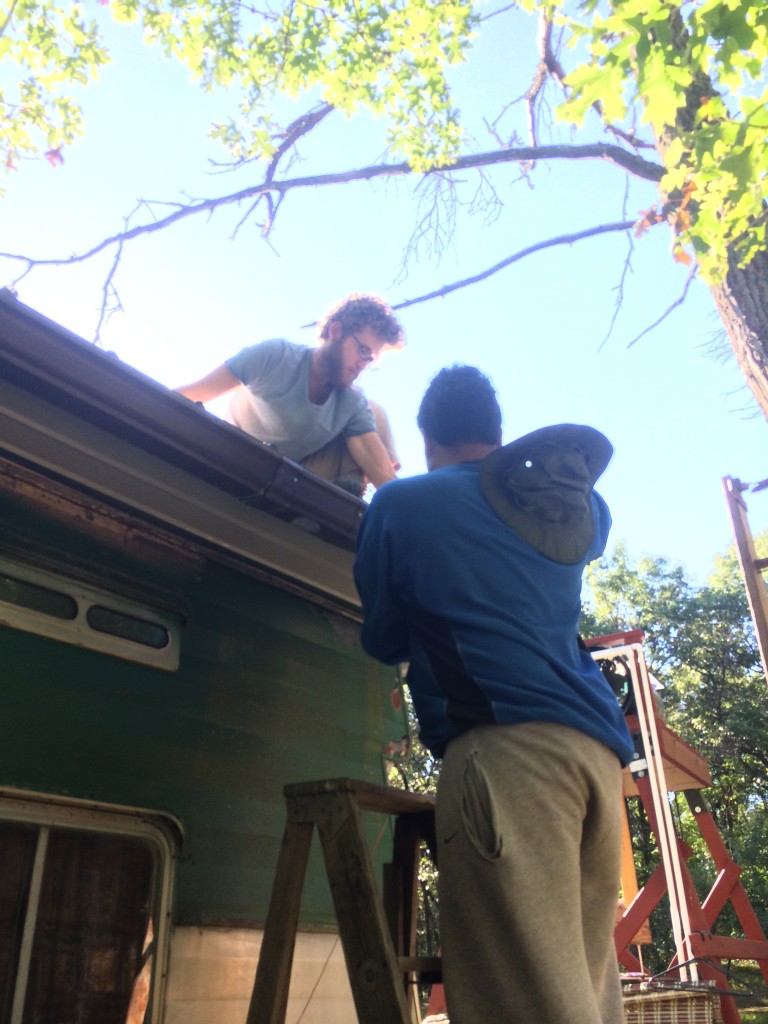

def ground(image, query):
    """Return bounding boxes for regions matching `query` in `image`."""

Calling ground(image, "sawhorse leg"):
[247,782,421,1024]
[310,790,412,1024]
[246,819,314,1024]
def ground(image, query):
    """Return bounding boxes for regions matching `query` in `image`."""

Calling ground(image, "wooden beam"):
[723,477,768,681]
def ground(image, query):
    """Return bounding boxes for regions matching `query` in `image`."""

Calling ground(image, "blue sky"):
[1,9,766,585]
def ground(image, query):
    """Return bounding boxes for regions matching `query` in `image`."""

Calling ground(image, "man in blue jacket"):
[354,365,633,1024]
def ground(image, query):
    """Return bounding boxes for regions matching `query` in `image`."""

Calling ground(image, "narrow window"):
[86,606,170,651]
[0,574,77,621]
[0,557,181,671]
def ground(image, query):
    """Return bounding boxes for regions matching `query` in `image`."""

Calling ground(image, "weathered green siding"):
[0,484,405,929]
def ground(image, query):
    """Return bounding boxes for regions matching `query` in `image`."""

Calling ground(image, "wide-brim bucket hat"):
[479,424,613,563]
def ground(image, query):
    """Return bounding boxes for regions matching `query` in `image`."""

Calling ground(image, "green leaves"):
[0,0,108,186]
[582,537,767,839]
[554,0,768,282]
[246,0,477,170]
[108,0,477,170]
[1,0,478,183]
[2,0,768,283]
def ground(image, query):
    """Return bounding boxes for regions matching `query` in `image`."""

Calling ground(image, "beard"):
[321,338,352,389]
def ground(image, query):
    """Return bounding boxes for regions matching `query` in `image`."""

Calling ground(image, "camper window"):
[0,795,175,1024]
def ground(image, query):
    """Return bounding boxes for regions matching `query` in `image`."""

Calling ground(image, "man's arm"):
[174,364,241,403]
[346,431,397,489]
[354,496,410,664]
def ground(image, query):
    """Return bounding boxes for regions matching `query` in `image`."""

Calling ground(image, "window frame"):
[0,556,182,671]
[0,789,178,1024]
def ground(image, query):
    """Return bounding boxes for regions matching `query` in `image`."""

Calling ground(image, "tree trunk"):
[653,12,768,422]
[709,248,768,421]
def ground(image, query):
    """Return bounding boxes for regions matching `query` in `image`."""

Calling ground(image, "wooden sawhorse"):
[246,778,439,1024]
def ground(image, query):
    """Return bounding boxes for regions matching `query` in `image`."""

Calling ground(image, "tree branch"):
[626,266,697,348]
[94,235,125,347]
[524,14,566,149]
[265,101,335,183]
[0,0,20,40]
[0,142,663,274]
[391,219,639,311]
[600,174,636,350]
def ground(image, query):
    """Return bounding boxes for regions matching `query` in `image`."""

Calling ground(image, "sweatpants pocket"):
[461,751,503,860]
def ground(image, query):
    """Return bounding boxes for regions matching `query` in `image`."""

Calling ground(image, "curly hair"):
[318,293,404,346]
[417,365,502,446]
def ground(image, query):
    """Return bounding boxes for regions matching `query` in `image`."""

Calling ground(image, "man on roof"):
[175,293,404,496]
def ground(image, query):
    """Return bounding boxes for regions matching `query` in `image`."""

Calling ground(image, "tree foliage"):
[0,0,108,177]
[3,0,766,272]
[556,0,768,279]
[3,0,768,410]
[1,0,476,175]
[386,680,441,972]
[583,535,768,969]
[583,535,768,837]
[112,0,477,171]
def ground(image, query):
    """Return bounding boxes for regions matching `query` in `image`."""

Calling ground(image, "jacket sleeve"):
[354,491,411,665]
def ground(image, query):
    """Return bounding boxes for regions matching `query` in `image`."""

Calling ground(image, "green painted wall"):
[0,490,406,928]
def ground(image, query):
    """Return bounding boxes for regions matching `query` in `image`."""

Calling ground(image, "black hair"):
[417,365,502,446]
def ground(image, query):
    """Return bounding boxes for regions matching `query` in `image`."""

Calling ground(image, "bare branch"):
[523,14,568,148]
[0,0,20,40]
[397,173,461,276]
[392,219,639,311]
[0,142,664,275]
[394,166,510,284]
[600,174,636,350]
[537,13,568,89]
[265,102,335,183]
[94,236,125,347]
[519,10,655,157]
[7,259,34,289]
[447,140,659,184]
[479,3,517,22]
[484,111,521,150]
[626,266,697,348]
[605,124,657,151]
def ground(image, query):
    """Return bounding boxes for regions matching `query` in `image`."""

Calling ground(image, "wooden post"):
[723,476,768,680]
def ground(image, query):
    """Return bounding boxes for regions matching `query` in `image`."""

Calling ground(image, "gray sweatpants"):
[435,721,625,1024]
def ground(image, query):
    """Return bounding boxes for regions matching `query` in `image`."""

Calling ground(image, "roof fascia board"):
[0,292,364,546]
[0,377,361,610]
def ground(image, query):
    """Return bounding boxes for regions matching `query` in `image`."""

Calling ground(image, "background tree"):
[2,0,768,412]
[0,0,108,176]
[582,534,768,974]
[386,680,441,985]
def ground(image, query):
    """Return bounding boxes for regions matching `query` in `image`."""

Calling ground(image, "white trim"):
[10,827,49,1024]
[0,554,183,671]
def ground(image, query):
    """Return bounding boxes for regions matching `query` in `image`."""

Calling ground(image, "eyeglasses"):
[350,333,377,365]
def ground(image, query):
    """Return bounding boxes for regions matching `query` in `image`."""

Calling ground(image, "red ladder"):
[592,631,768,1024]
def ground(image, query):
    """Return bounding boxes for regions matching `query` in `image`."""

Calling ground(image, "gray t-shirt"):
[225,339,376,463]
